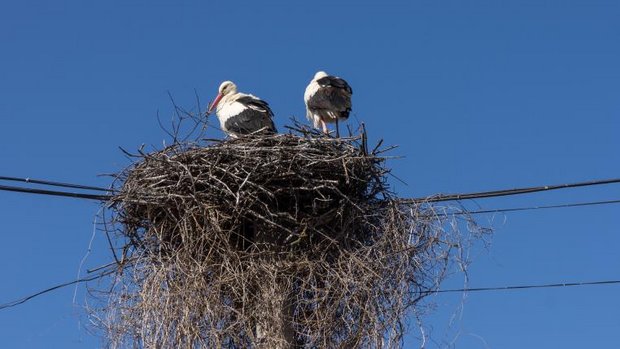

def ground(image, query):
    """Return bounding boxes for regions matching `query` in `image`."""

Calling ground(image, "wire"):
[0,175,619,204]
[401,178,620,204]
[451,199,620,216]
[0,184,111,201]
[0,270,115,311]
[425,279,620,294]
[0,176,113,192]
[2,273,618,311]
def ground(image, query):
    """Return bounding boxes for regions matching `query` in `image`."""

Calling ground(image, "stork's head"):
[208,81,238,113]
[314,71,328,80]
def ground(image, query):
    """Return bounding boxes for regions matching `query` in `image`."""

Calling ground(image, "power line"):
[0,270,115,311]
[452,198,620,216]
[0,176,113,192]
[2,274,618,312]
[426,279,620,294]
[401,178,620,204]
[0,184,111,201]
[0,176,618,204]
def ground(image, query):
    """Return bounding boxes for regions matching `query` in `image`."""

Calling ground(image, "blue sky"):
[0,0,618,347]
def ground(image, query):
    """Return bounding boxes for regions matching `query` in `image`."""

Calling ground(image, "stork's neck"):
[216,92,254,111]
[217,92,240,111]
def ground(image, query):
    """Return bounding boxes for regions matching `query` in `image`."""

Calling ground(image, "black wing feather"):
[316,76,353,94]
[307,89,351,110]
[307,76,352,119]
[225,97,276,135]
[236,96,274,118]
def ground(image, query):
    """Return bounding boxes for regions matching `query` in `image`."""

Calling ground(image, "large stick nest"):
[97,130,474,348]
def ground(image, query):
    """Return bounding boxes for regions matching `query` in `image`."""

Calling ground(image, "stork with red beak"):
[208,81,277,137]
[304,71,353,134]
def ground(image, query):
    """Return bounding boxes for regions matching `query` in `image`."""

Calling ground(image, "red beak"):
[208,93,223,114]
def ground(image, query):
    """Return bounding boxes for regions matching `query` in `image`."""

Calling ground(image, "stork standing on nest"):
[208,81,277,137]
[304,71,353,135]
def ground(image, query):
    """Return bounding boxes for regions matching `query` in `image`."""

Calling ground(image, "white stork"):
[208,81,277,137]
[304,71,353,135]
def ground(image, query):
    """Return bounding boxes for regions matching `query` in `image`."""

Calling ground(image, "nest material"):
[99,132,468,348]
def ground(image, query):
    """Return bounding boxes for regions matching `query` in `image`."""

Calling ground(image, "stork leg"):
[335,119,340,138]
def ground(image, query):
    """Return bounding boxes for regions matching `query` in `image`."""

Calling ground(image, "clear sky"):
[0,0,618,348]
